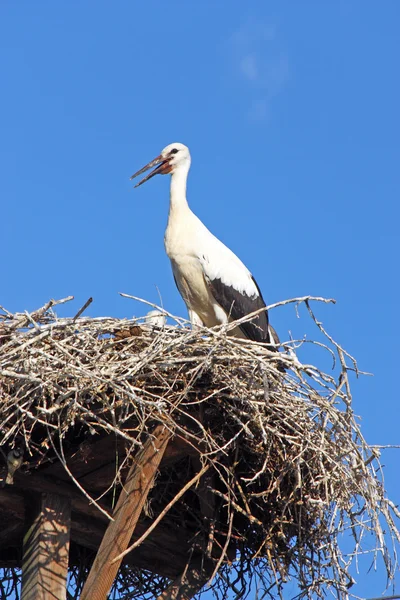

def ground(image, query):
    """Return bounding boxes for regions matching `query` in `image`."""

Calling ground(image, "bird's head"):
[130,142,191,187]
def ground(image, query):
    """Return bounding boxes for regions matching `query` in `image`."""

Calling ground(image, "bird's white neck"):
[168,163,190,218]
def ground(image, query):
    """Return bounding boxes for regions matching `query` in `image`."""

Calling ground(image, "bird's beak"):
[130,154,172,188]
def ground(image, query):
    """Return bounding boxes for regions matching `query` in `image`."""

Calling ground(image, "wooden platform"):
[0,427,219,598]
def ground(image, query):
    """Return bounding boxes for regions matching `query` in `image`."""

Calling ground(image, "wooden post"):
[80,425,171,600]
[21,493,71,600]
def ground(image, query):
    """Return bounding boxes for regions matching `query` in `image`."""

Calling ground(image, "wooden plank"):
[0,488,25,516]
[77,437,196,491]
[161,435,198,466]
[0,512,188,579]
[0,486,191,577]
[80,425,172,600]
[40,433,196,491]
[21,493,71,600]
[41,435,121,479]
[0,519,24,547]
[13,471,111,523]
[70,513,189,578]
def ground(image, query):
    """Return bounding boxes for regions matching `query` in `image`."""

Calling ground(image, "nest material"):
[0,295,399,599]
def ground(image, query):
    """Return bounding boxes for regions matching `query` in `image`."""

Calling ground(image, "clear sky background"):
[1,1,399,598]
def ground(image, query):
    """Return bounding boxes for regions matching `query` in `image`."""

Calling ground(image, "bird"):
[130,142,279,348]
[145,309,167,329]
[5,446,23,485]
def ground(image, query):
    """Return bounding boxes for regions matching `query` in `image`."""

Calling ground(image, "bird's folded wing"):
[203,269,270,344]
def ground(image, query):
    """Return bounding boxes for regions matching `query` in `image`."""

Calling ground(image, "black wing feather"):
[206,275,271,344]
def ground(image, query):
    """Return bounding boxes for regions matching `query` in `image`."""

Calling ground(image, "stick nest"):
[0,295,399,600]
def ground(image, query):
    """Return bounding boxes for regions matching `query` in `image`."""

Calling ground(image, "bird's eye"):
[170,148,179,155]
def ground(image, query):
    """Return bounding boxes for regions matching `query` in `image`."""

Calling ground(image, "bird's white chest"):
[164,220,219,326]
[164,217,194,259]
[169,255,209,308]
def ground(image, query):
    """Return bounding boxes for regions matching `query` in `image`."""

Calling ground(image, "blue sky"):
[1,1,399,597]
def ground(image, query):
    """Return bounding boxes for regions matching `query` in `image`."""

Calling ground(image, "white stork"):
[130,142,279,348]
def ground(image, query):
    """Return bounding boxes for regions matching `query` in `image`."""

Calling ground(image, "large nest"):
[0,295,399,599]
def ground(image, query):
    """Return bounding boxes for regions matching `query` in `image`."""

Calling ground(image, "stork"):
[130,143,279,348]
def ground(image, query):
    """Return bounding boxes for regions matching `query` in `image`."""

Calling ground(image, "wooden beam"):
[78,435,197,491]
[41,435,122,480]
[13,470,111,523]
[0,505,189,579]
[0,488,25,516]
[0,519,24,548]
[21,493,71,600]
[0,487,191,578]
[70,513,189,579]
[39,432,196,491]
[80,425,172,600]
